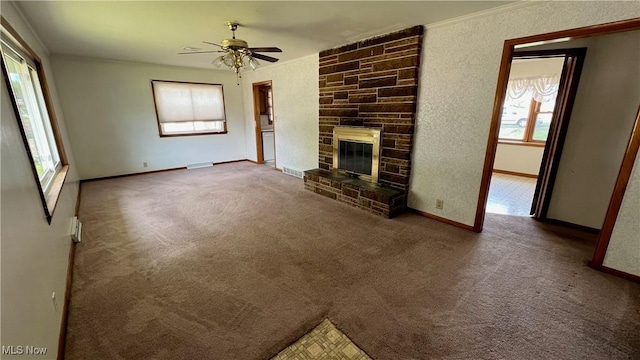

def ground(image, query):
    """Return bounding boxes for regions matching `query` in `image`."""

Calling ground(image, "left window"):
[2,22,68,223]
[151,80,227,137]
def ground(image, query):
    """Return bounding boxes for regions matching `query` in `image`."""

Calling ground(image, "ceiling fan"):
[179,21,282,82]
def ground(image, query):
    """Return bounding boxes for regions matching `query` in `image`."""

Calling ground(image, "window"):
[2,24,68,223]
[499,96,556,144]
[151,80,227,136]
[499,57,563,145]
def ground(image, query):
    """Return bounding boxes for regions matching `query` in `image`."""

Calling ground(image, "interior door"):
[529,49,587,217]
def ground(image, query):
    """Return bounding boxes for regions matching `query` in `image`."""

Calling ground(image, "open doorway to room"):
[476,20,640,279]
[252,80,276,168]
[487,54,578,217]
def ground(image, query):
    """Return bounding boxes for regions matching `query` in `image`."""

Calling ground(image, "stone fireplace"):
[304,26,423,218]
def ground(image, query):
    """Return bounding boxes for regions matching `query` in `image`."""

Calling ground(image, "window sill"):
[160,131,228,138]
[44,165,69,224]
[498,140,546,148]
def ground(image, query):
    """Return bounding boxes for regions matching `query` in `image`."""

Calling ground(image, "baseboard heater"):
[186,162,214,170]
[70,216,83,243]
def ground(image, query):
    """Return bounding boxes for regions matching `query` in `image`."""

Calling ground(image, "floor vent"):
[283,167,304,178]
[186,162,214,170]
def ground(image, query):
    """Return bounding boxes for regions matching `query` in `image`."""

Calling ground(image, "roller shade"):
[152,81,226,123]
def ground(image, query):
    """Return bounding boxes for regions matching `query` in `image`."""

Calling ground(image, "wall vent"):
[186,162,214,170]
[283,167,304,178]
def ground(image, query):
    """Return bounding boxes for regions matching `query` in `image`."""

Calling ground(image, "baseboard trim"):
[81,159,254,182]
[82,166,187,182]
[542,218,600,234]
[408,207,476,232]
[246,159,260,165]
[493,169,538,179]
[58,183,82,360]
[598,265,640,284]
[57,241,76,360]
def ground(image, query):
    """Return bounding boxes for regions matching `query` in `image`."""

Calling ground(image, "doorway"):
[475,19,640,278]
[487,50,585,218]
[252,80,276,168]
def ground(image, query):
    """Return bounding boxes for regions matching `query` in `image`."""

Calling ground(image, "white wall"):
[50,56,246,180]
[604,150,640,276]
[494,144,544,175]
[240,55,319,173]
[1,2,80,358]
[545,31,640,229]
[509,56,565,78]
[408,1,640,225]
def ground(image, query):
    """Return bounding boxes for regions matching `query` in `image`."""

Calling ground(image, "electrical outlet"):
[436,199,444,210]
[143,162,148,168]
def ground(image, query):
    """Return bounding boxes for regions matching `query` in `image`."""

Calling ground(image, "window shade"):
[152,81,225,123]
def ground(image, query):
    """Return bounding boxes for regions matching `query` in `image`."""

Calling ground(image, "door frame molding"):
[252,80,273,166]
[591,106,640,270]
[473,18,640,273]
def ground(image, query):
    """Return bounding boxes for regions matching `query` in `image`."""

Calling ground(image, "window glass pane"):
[533,114,553,141]
[539,98,556,112]
[161,121,224,134]
[28,66,60,168]
[193,121,224,131]
[3,53,57,183]
[162,122,195,133]
[499,90,532,140]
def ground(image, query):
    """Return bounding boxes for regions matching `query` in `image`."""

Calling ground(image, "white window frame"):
[2,21,69,223]
[151,80,228,137]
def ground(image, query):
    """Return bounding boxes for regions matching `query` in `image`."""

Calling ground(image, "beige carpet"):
[271,319,371,360]
[66,162,640,359]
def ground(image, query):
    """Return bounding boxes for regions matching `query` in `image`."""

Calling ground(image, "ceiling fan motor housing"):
[221,38,249,50]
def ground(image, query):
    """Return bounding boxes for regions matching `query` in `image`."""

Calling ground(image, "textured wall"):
[1,2,80,358]
[50,56,246,180]
[317,26,423,195]
[241,55,319,173]
[409,1,640,226]
[604,150,640,277]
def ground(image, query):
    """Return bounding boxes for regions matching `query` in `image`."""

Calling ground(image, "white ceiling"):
[16,1,512,70]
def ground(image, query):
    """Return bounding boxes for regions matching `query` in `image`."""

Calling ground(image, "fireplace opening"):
[333,126,381,183]
[339,141,373,176]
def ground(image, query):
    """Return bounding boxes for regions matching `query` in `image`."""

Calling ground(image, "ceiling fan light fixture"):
[225,53,237,68]
[181,21,281,84]
[248,57,260,70]
[212,55,226,68]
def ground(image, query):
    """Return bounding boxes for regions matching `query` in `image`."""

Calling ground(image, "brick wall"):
[318,26,423,193]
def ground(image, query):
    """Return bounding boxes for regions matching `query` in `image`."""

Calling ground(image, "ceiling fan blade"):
[251,53,279,63]
[249,47,282,53]
[178,51,224,55]
[202,41,223,48]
